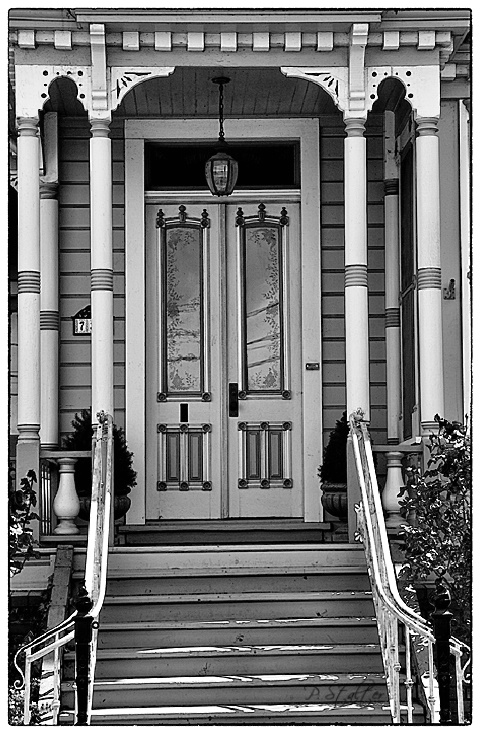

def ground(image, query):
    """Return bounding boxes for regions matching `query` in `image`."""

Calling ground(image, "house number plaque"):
[72,305,92,335]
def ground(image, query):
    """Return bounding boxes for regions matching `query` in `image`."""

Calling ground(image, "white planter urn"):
[53,457,80,534]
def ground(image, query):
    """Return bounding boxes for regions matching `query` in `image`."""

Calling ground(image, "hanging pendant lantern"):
[205,77,239,197]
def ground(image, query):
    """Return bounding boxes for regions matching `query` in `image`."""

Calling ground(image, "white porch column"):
[40,182,59,448]
[415,116,444,433]
[90,118,114,422]
[344,116,370,422]
[383,111,402,443]
[16,116,41,485]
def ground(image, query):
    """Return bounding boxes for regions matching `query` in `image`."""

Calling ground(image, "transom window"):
[145,143,299,190]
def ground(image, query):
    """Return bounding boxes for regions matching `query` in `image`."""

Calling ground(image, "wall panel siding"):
[320,113,387,452]
[58,117,126,440]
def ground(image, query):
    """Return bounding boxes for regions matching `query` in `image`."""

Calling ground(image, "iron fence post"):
[432,584,453,724]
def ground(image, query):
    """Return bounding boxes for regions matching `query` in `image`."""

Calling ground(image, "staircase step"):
[64,643,385,678]
[100,589,374,622]
[97,544,366,575]
[103,567,370,596]
[60,701,397,725]
[97,616,378,648]
[62,672,390,708]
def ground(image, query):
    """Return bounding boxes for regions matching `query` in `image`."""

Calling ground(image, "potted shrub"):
[318,411,348,521]
[62,409,137,520]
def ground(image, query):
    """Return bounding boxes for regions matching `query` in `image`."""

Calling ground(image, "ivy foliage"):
[399,415,471,642]
[9,470,39,578]
[63,409,137,497]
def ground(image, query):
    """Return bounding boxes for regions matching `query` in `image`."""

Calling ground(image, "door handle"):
[229,382,239,417]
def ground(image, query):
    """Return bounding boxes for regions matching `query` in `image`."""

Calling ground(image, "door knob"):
[228,383,239,417]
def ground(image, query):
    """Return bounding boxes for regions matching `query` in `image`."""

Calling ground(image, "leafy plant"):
[9,681,41,725]
[62,409,137,497]
[398,415,471,643]
[9,470,39,578]
[318,411,348,484]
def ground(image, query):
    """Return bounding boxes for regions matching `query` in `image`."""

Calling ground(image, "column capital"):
[344,117,366,137]
[416,116,439,136]
[40,182,59,199]
[90,118,111,137]
[17,117,39,135]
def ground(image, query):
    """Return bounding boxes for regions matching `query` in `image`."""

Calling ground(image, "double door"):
[145,198,309,520]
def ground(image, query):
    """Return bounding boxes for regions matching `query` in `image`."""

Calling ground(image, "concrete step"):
[59,701,402,725]
[97,615,379,649]
[102,567,370,596]
[99,589,375,622]
[61,672,391,709]
[64,643,385,678]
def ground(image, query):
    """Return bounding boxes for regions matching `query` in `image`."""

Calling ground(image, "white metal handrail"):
[14,412,114,725]
[349,410,470,724]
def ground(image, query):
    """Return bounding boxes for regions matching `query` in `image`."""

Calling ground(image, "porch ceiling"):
[117,67,339,119]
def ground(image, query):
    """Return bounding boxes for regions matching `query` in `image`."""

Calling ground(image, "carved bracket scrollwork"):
[281,66,348,112]
[110,66,175,111]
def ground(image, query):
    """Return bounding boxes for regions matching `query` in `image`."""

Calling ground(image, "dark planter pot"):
[78,494,131,521]
[320,482,348,521]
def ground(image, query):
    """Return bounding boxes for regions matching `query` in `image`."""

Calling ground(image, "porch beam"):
[16,115,41,501]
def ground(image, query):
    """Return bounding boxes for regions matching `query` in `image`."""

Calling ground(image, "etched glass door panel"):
[164,224,202,394]
[244,224,283,392]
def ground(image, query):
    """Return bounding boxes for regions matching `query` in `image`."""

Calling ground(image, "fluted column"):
[416,117,444,433]
[40,182,59,448]
[344,117,370,422]
[90,118,114,421]
[16,116,41,486]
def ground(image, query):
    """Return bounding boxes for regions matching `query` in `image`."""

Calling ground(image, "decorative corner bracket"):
[110,66,175,111]
[280,66,348,112]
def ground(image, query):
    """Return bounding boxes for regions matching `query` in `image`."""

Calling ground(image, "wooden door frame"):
[124,117,322,524]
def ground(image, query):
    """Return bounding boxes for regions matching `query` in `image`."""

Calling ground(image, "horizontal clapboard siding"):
[58,117,126,438]
[320,114,387,456]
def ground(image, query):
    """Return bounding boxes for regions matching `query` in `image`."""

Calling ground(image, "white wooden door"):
[225,202,302,517]
[146,199,304,520]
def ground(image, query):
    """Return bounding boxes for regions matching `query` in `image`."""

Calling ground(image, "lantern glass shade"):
[205,148,239,197]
